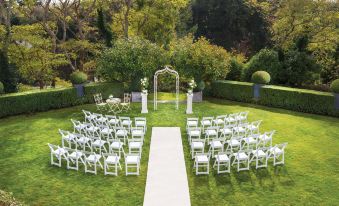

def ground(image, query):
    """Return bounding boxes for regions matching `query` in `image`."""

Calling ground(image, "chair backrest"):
[135,117,146,122]
[202,117,214,121]
[239,111,249,119]
[251,120,262,127]
[123,93,131,103]
[215,115,227,120]
[82,110,92,118]
[59,129,70,138]
[119,116,130,121]
[206,126,219,132]
[48,143,58,152]
[93,93,103,104]
[275,142,288,151]
[102,152,118,160]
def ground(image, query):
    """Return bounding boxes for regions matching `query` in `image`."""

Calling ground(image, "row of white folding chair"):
[82,110,147,133]
[189,131,276,159]
[71,119,145,144]
[186,112,249,130]
[59,129,144,157]
[194,142,288,175]
[48,143,141,176]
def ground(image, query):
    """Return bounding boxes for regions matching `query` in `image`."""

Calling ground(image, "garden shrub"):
[225,58,244,81]
[0,82,123,118]
[251,71,271,84]
[243,49,282,82]
[211,80,339,117]
[330,79,339,93]
[0,81,4,94]
[70,71,88,85]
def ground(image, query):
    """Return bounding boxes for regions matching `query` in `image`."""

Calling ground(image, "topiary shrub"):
[70,71,88,85]
[251,71,271,84]
[0,81,4,94]
[330,79,339,93]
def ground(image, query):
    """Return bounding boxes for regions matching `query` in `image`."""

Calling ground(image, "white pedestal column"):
[186,93,193,114]
[141,92,148,114]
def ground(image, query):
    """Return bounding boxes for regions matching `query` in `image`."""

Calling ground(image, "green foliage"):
[0,189,25,206]
[196,80,205,91]
[0,50,18,93]
[281,50,320,86]
[330,79,339,93]
[0,82,123,118]
[251,71,271,84]
[0,81,4,94]
[225,58,244,81]
[97,37,169,90]
[97,8,114,47]
[243,49,282,82]
[211,80,339,117]
[70,71,88,85]
[171,36,232,83]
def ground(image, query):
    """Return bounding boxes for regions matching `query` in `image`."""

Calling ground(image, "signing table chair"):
[94,93,107,111]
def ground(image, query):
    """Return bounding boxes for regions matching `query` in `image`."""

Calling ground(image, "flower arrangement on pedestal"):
[188,79,197,95]
[140,77,149,94]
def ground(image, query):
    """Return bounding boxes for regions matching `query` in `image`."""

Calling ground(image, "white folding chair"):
[106,115,120,129]
[186,117,199,130]
[84,151,103,175]
[187,127,202,144]
[125,153,140,176]
[93,93,107,111]
[209,138,225,157]
[194,152,211,175]
[131,127,145,142]
[103,153,122,176]
[213,152,231,174]
[99,124,114,140]
[93,113,108,126]
[47,143,67,167]
[71,119,87,134]
[268,143,288,166]
[237,111,249,124]
[120,93,131,112]
[115,126,128,144]
[128,138,143,156]
[225,135,241,152]
[90,136,107,154]
[213,115,226,127]
[119,116,132,133]
[82,110,96,123]
[225,113,238,127]
[59,129,75,148]
[201,117,213,132]
[75,133,91,151]
[258,130,275,148]
[247,120,262,135]
[220,126,233,140]
[191,138,205,159]
[135,117,147,133]
[205,126,218,144]
[250,147,269,169]
[233,123,248,137]
[242,134,258,150]
[232,150,251,172]
[65,148,84,171]
[108,139,125,157]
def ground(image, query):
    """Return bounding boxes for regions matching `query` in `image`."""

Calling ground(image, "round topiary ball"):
[70,71,88,85]
[0,81,4,94]
[330,79,339,93]
[251,71,271,84]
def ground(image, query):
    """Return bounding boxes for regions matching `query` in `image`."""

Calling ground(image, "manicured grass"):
[0,98,338,205]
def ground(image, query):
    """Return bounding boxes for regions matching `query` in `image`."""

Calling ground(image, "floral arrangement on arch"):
[187,79,197,94]
[140,77,149,93]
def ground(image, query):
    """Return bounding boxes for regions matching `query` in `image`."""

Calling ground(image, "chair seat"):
[234,127,246,132]
[225,117,235,122]
[233,152,248,160]
[122,120,131,125]
[270,147,283,155]
[106,156,120,164]
[206,130,217,136]
[259,134,271,141]
[63,134,75,141]
[101,128,113,134]
[252,149,266,157]
[97,117,107,122]
[210,140,223,148]
[110,141,123,149]
[87,154,101,162]
[196,155,209,163]
[247,125,258,130]
[136,121,146,127]
[236,116,246,121]
[221,128,232,135]
[87,126,99,132]
[187,120,198,127]
[109,119,119,124]
[243,137,257,144]
[116,130,127,136]
[215,154,230,162]
[189,131,201,136]
[53,148,66,155]
[126,156,139,164]
[77,137,89,144]
[69,151,83,159]
[129,142,142,148]
[192,142,204,149]
[132,130,144,136]
[227,139,240,146]
[75,124,87,130]
[213,119,224,125]
[201,120,212,125]
[92,140,106,147]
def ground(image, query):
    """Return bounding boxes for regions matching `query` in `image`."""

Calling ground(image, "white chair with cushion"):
[250,147,269,169]
[204,126,219,144]
[268,143,288,166]
[65,148,84,171]
[108,139,125,157]
[48,143,67,167]
[201,117,213,132]
[135,117,147,133]
[220,126,233,140]
[59,129,75,148]
[187,127,202,144]
[213,152,231,174]
[208,138,225,157]
[84,151,103,175]
[237,111,249,124]
[106,115,120,129]
[90,136,107,154]
[232,150,251,172]
[128,138,143,156]
[247,120,262,135]
[233,123,248,137]
[258,130,275,148]
[225,113,238,127]
[186,117,199,131]
[190,139,205,159]
[71,119,87,134]
[194,152,211,175]
[213,115,226,127]
[115,126,128,144]
[225,135,241,152]
[103,153,122,176]
[119,116,132,133]
[125,153,140,176]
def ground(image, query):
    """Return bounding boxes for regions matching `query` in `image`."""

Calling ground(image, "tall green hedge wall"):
[0,82,123,118]
[211,80,339,117]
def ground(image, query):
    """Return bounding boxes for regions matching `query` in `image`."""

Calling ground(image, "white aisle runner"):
[143,127,191,206]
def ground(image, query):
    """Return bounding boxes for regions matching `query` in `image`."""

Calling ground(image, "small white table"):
[106,98,121,114]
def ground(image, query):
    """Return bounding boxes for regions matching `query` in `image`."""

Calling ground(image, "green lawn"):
[0,98,338,205]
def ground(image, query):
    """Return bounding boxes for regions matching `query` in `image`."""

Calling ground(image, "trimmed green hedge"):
[211,80,339,117]
[0,82,123,118]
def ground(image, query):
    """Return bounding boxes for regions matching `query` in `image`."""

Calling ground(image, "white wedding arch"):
[154,66,179,110]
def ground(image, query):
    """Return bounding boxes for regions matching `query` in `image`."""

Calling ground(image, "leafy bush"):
[211,80,339,117]
[0,189,25,206]
[171,36,232,83]
[70,71,88,85]
[330,79,339,93]
[0,82,123,118]
[0,81,4,94]
[243,49,282,82]
[196,80,206,91]
[225,58,244,81]
[251,71,271,84]
[97,37,169,90]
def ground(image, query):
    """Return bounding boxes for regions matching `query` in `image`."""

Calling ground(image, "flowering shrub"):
[140,77,149,93]
[187,79,197,94]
